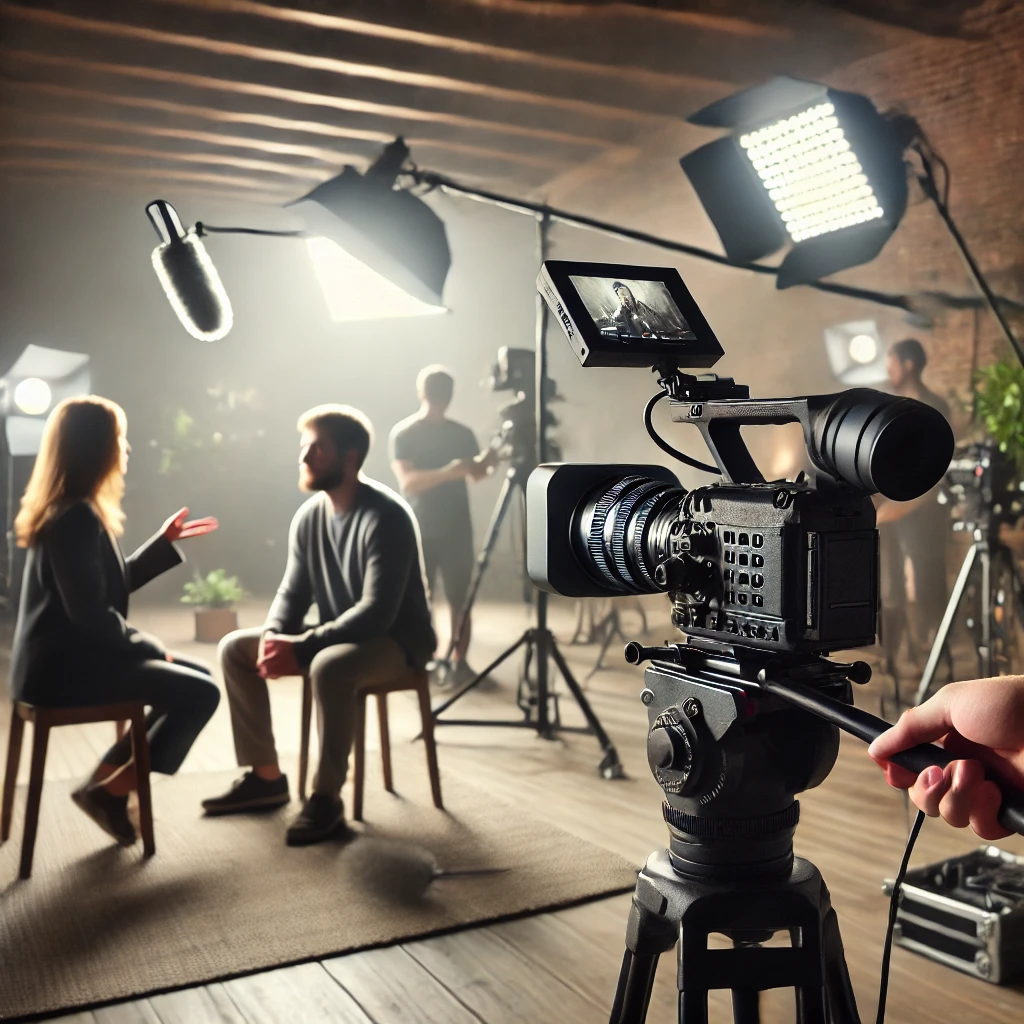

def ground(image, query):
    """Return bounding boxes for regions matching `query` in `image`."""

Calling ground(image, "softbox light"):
[823,320,888,385]
[681,77,911,289]
[288,139,451,309]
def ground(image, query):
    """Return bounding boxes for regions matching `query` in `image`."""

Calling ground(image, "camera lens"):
[571,475,685,593]
[811,390,954,501]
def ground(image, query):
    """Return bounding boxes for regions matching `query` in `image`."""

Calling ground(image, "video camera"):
[941,439,1024,533]
[529,260,954,658]
[485,346,561,467]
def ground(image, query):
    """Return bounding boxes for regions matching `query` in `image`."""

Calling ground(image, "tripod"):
[914,519,1024,706]
[611,646,863,1023]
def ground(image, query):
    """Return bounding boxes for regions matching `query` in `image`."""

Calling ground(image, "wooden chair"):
[1,701,155,880]
[298,668,443,821]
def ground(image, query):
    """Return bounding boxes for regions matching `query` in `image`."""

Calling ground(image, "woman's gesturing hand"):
[162,507,219,542]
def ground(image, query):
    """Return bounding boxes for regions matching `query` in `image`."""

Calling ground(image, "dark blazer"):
[11,501,184,705]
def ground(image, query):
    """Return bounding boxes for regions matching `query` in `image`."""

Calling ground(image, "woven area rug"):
[0,762,637,1020]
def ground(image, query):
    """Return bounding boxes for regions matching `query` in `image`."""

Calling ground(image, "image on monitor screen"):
[569,275,696,342]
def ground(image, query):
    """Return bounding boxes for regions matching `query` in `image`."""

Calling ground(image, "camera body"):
[529,464,877,656]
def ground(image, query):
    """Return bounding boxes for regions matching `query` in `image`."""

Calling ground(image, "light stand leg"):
[914,541,978,706]
[550,637,625,777]
[979,539,992,677]
[441,470,519,667]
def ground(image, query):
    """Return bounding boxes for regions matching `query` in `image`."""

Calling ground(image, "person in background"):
[390,366,496,685]
[204,405,435,846]
[876,338,953,657]
[11,396,220,846]
[870,675,1024,840]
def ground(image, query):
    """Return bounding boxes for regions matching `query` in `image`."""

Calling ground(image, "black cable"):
[876,809,926,1024]
[644,391,720,475]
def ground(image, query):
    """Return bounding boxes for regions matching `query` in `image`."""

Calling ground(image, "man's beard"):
[301,465,346,493]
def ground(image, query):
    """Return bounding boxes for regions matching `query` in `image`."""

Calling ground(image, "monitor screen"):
[569,275,697,343]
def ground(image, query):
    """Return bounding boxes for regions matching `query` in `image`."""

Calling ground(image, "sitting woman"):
[11,395,221,846]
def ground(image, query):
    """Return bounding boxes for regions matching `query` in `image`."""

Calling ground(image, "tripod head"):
[627,640,1024,856]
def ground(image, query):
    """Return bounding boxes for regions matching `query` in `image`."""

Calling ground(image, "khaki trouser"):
[218,627,408,797]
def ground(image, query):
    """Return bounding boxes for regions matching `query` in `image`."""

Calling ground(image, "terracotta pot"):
[194,607,239,643]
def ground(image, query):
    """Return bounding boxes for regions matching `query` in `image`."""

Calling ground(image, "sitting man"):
[202,404,436,845]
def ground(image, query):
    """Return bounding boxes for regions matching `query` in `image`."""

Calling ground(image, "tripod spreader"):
[625,641,1024,838]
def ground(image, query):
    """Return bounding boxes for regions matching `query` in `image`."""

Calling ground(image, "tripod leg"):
[443,472,518,664]
[608,948,660,1024]
[821,907,861,1024]
[549,637,625,778]
[731,990,760,1024]
[914,543,978,706]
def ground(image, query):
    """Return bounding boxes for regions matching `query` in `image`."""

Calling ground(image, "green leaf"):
[180,568,244,608]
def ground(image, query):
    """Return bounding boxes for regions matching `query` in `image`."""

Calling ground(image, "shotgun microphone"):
[145,200,233,342]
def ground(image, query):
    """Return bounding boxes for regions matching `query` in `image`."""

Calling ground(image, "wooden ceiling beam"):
[5,136,333,180]
[1,2,674,126]
[4,110,368,168]
[149,0,733,92]
[1,48,620,150]
[0,170,294,207]
[2,82,569,169]
[0,155,297,194]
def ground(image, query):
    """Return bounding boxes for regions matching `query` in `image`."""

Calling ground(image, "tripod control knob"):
[648,709,698,794]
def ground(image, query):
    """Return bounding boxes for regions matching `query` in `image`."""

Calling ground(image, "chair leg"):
[19,721,50,880]
[352,692,367,822]
[115,720,128,742]
[417,683,444,811]
[2,711,25,844]
[377,693,393,793]
[130,710,156,858]
[299,674,312,801]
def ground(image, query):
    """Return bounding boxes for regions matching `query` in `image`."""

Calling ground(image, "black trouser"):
[94,653,220,775]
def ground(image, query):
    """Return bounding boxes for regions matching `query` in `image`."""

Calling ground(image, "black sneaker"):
[71,783,136,846]
[285,794,347,846]
[202,771,290,816]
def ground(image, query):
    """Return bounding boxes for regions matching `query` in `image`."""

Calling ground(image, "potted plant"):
[182,569,244,643]
[974,360,1024,471]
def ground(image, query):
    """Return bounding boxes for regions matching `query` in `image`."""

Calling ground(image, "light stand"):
[425,210,625,779]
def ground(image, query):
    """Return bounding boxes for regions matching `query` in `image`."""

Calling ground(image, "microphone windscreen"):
[151,234,233,342]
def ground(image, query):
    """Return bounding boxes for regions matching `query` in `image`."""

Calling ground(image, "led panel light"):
[739,102,885,244]
[682,77,910,289]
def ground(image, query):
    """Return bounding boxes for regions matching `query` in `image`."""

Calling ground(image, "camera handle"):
[625,642,1024,838]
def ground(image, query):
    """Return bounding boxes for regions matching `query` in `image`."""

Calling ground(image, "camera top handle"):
[657,369,954,502]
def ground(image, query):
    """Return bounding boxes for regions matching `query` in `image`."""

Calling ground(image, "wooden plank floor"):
[4,599,1024,1023]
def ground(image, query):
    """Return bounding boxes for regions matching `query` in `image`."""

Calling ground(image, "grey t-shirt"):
[389,415,479,540]
[265,480,436,668]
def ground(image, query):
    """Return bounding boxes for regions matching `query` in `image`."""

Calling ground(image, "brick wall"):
[833,0,1024,408]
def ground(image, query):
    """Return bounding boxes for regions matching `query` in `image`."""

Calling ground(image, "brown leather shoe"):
[71,783,137,846]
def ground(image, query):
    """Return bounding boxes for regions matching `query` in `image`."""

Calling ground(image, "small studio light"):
[823,320,887,385]
[13,378,52,416]
[681,77,912,288]
[848,333,878,365]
